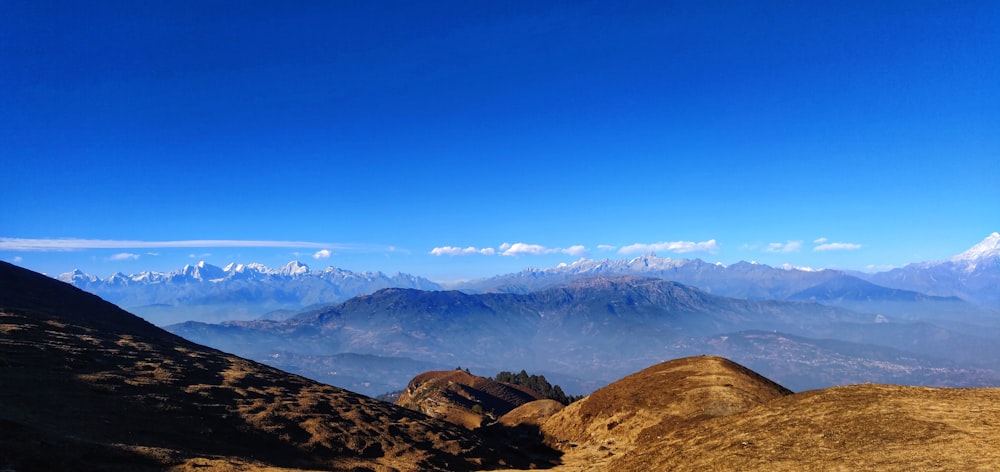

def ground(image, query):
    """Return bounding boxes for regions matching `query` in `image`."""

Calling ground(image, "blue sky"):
[2,1,997,281]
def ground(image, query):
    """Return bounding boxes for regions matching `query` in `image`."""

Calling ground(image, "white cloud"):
[766,240,803,253]
[814,242,862,252]
[597,244,617,251]
[429,246,495,256]
[188,253,212,259]
[0,237,378,252]
[429,247,460,256]
[431,242,587,257]
[12,256,23,262]
[313,249,332,259]
[813,237,828,244]
[109,252,140,261]
[501,243,551,256]
[618,239,719,255]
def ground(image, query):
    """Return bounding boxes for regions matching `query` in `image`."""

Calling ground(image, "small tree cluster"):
[492,369,582,405]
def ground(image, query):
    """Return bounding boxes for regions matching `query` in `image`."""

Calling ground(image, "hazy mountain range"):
[58,260,442,325]
[59,233,1000,327]
[860,232,1000,307]
[55,233,1000,395]
[168,273,1000,396]
[455,233,1000,312]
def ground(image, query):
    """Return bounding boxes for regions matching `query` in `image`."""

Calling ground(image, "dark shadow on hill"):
[0,418,168,472]
[476,422,563,469]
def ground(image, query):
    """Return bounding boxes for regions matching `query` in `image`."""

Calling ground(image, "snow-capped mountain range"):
[60,260,426,286]
[57,233,999,326]
[951,232,1000,262]
[59,261,441,325]
[453,233,1000,311]
[862,232,1000,306]
[453,255,840,300]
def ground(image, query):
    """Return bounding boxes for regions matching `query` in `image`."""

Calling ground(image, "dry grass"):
[532,357,1000,471]
[499,399,565,428]
[609,383,1000,471]
[0,298,550,470]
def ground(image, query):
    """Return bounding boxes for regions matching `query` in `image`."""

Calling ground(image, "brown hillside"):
[540,355,792,468]
[0,262,518,471]
[614,383,1000,471]
[396,369,544,429]
[537,355,1000,471]
[499,399,565,428]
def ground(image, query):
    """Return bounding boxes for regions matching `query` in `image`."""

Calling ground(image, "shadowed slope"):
[0,262,515,471]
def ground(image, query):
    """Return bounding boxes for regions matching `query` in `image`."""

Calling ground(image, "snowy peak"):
[56,269,97,285]
[55,261,442,292]
[950,232,1000,262]
[276,260,309,277]
[178,261,226,281]
[52,261,445,324]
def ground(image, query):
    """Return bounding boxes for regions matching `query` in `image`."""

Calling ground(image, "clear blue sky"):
[2,1,997,281]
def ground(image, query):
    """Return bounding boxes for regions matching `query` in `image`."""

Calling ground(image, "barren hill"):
[538,355,1000,471]
[396,369,544,429]
[541,356,791,464]
[0,261,518,471]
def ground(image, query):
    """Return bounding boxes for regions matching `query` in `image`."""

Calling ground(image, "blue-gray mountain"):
[454,233,999,309]
[858,232,1000,309]
[58,260,442,325]
[455,258,993,313]
[168,276,1000,396]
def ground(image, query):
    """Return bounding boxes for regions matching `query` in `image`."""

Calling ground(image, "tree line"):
[491,369,583,405]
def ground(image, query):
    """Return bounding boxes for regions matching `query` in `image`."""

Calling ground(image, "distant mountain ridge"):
[168,275,1000,395]
[53,233,999,327]
[860,232,1000,308]
[455,233,1000,310]
[452,254,973,315]
[454,253,865,300]
[58,260,442,325]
